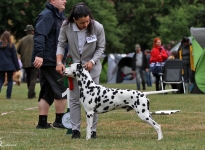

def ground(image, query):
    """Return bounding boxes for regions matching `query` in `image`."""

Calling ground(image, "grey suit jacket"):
[57,20,106,78]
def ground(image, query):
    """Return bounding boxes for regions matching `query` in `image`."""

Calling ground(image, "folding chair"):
[159,59,186,94]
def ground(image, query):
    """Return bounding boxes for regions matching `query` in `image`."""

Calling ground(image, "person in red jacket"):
[150,37,168,91]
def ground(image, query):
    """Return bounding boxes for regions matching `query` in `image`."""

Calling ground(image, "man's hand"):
[33,57,43,68]
[56,63,65,75]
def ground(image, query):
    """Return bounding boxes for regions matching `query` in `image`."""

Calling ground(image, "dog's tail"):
[143,89,178,95]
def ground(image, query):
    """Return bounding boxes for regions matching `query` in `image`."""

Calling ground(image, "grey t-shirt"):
[135,51,143,67]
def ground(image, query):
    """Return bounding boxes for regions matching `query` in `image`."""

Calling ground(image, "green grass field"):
[0,83,205,150]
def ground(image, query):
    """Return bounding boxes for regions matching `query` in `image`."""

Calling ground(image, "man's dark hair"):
[181,37,190,43]
[65,2,94,34]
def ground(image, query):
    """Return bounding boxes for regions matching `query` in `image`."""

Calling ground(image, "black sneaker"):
[91,131,97,138]
[36,123,53,129]
[53,122,66,129]
[71,130,81,138]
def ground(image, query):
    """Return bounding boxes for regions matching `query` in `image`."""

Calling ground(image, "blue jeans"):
[146,68,152,86]
[135,67,146,90]
[0,71,13,98]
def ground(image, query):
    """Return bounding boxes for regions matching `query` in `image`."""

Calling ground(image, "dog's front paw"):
[86,133,91,140]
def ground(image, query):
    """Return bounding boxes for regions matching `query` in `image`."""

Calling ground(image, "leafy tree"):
[0,0,123,54]
[0,0,46,40]
[113,0,162,53]
[1,0,205,54]
[113,0,205,51]
[156,0,205,45]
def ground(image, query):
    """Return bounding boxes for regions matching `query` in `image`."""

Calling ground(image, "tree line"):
[0,0,204,53]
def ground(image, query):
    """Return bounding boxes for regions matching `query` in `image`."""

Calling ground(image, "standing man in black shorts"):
[32,0,67,129]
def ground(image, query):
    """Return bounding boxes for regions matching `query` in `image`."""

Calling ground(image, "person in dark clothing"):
[17,25,39,99]
[132,44,149,90]
[32,0,67,129]
[0,31,20,99]
[177,37,195,93]
[144,49,152,87]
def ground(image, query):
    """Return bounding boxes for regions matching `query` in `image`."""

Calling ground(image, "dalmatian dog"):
[63,63,177,140]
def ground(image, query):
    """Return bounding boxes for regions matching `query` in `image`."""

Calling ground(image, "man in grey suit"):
[56,3,106,138]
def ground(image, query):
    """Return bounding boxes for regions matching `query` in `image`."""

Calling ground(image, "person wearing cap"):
[132,44,149,90]
[17,25,39,99]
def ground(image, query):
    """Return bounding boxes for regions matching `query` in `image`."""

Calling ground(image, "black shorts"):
[38,66,67,106]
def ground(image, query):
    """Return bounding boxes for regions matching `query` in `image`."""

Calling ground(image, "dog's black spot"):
[103,99,109,103]
[146,118,149,120]
[105,96,107,98]
[103,90,106,95]
[97,90,100,96]
[142,109,145,113]
[147,100,150,110]
[103,106,109,111]
[111,96,115,99]
[113,91,118,95]
[78,81,82,87]
[109,101,113,104]
[82,97,86,103]
[84,80,90,88]
[137,99,140,105]
[142,103,146,107]
[140,94,144,97]
[89,87,94,92]
[153,122,156,125]
[80,92,84,98]
[88,99,92,104]
[123,100,129,104]
[126,106,133,111]
[120,91,123,94]
[95,103,101,109]
[131,96,133,99]
[94,96,101,103]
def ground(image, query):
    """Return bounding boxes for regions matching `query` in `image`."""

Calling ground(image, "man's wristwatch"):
[57,62,62,65]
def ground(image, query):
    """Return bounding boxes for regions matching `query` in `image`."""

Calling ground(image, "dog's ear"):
[77,64,82,70]
[76,63,83,72]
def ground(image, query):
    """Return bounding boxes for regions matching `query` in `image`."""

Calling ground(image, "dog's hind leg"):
[85,112,94,140]
[136,110,163,140]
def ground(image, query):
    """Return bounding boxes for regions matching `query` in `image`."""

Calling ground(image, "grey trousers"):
[70,76,99,132]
